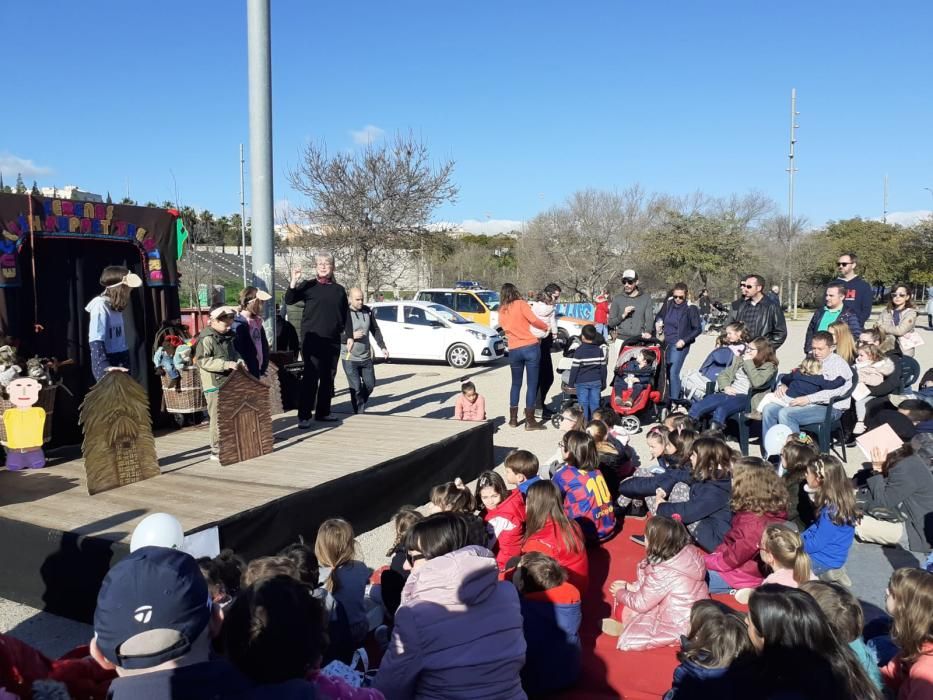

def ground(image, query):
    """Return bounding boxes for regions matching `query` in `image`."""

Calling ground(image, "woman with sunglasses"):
[877,285,919,357]
[374,512,526,700]
[655,282,702,403]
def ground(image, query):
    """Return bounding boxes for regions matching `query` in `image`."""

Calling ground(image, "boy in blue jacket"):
[568,324,606,421]
[513,551,582,697]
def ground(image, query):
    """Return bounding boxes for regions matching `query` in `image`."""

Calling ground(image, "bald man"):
[341,288,389,413]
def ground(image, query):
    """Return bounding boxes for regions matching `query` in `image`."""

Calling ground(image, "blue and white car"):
[370,301,505,369]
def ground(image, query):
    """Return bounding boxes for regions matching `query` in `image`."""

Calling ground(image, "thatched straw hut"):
[79,372,160,495]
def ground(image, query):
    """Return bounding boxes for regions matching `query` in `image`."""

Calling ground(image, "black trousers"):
[299,336,339,420]
[537,334,555,408]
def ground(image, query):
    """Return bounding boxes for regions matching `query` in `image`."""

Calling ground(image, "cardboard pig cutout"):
[2,377,46,470]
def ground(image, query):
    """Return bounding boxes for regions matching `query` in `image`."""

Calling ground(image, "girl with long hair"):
[882,567,933,698]
[552,430,617,542]
[522,479,588,592]
[802,455,860,577]
[828,319,858,365]
[498,282,549,430]
[86,265,142,381]
[313,518,370,647]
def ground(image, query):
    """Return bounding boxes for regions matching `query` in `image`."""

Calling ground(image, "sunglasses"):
[672,295,685,300]
[740,283,755,289]
[837,261,852,266]
[622,278,636,284]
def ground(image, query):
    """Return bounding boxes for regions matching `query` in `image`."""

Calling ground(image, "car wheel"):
[446,343,473,368]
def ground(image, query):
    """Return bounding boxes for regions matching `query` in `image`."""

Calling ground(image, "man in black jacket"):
[283,254,349,427]
[727,274,787,349]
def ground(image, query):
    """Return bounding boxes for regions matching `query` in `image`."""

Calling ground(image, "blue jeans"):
[509,343,541,408]
[666,344,690,401]
[576,381,602,421]
[342,359,376,413]
[707,570,733,593]
[761,402,839,448]
[688,393,747,424]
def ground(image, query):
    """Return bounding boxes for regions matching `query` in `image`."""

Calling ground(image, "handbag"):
[899,331,925,350]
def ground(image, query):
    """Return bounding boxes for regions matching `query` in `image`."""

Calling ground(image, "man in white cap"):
[606,269,654,381]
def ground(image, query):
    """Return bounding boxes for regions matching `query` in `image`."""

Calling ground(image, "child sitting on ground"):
[734,523,815,604]
[852,344,896,435]
[802,455,859,582]
[801,580,883,690]
[608,515,709,651]
[617,427,695,519]
[703,463,788,594]
[522,480,589,593]
[314,518,373,654]
[613,349,656,408]
[552,430,617,543]
[587,419,628,500]
[663,599,753,700]
[780,434,819,527]
[475,470,526,570]
[453,380,486,421]
[427,477,475,514]
[682,322,750,401]
[514,551,582,697]
[195,305,243,460]
[755,357,846,415]
[380,506,422,616]
[504,448,541,496]
[879,567,933,697]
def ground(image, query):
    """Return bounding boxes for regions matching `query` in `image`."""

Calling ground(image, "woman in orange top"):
[499,283,549,430]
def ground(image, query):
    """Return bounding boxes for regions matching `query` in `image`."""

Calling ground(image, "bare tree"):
[288,131,458,294]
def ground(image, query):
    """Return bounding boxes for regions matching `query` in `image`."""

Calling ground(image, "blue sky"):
[2,1,932,232]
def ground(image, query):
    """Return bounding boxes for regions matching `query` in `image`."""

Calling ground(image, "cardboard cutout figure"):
[264,361,284,416]
[2,377,46,470]
[217,366,274,466]
[79,371,160,494]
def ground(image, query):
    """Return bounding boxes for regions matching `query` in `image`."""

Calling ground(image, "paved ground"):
[3,309,931,655]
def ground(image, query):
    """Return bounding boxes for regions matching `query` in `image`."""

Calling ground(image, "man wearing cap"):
[195,306,242,460]
[726,274,788,349]
[89,546,251,698]
[606,269,654,381]
[232,286,272,379]
[341,287,388,414]
[284,253,349,428]
[86,265,143,381]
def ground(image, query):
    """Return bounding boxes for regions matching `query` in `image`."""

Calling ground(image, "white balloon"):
[763,425,795,458]
[130,513,185,553]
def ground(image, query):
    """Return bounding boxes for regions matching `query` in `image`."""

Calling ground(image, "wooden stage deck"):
[0,412,494,622]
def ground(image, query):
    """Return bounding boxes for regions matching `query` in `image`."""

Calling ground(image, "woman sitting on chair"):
[687,338,778,432]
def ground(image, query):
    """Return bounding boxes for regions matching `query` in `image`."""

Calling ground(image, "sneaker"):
[358,402,366,414]
[298,419,312,429]
[630,534,646,547]
[747,410,762,421]
[316,415,340,422]
[853,421,866,435]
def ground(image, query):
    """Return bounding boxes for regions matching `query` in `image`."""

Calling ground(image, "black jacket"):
[804,306,862,351]
[656,301,702,346]
[232,314,270,378]
[283,279,349,343]
[657,478,733,552]
[864,454,933,553]
[727,296,787,348]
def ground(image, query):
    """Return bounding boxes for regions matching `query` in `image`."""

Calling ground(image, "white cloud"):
[432,218,525,235]
[0,153,53,180]
[350,125,385,145]
[877,210,932,227]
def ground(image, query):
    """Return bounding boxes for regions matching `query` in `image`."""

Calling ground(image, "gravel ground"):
[3,311,931,654]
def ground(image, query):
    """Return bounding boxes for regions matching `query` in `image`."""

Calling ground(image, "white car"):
[371,301,505,368]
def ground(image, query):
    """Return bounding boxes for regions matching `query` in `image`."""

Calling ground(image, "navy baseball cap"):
[94,546,212,670]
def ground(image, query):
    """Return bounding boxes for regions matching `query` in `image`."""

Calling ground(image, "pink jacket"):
[882,644,933,699]
[704,511,786,590]
[615,545,709,651]
[454,393,486,421]
[373,546,526,700]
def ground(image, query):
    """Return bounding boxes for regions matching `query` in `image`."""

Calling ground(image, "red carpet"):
[556,518,747,700]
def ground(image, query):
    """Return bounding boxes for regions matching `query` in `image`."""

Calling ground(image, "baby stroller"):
[549,334,609,428]
[607,336,666,434]
[705,302,728,335]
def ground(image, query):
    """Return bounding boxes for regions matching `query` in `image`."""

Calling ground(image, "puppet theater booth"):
[0,194,495,623]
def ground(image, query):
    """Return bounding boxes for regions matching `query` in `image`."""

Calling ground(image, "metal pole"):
[246,0,275,346]
[239,143,248,287]
[787,88,799,320]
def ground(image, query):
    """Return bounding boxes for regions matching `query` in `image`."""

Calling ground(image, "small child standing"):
[802,455,859,579]
[568,324,606,421]
[314,518,373,651]
[801,580,883,690]
[733,523,814,604]
[453,381,486,421]
[514,551,582,697]
[503,449,541,496]
[195,305,243,460]
[703,464,788,593]
[613,349,656,408]
[475,470,526,570]
[608,515,709,651]
[756,357,846,414]
[852,344,896,435]
[552,431,617,543]
[664,600,753,700]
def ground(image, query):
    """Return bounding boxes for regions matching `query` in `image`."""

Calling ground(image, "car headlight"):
[467,329,487,340]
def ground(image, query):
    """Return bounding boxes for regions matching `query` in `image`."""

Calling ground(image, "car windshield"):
[476,291,500,310]
[428,304,469,324]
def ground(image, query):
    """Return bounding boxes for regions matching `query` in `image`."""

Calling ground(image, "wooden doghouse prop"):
[79,372,160,495]
[217,366,274,466]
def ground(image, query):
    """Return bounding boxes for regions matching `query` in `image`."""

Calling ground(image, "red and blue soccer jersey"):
[553,465,617,542]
